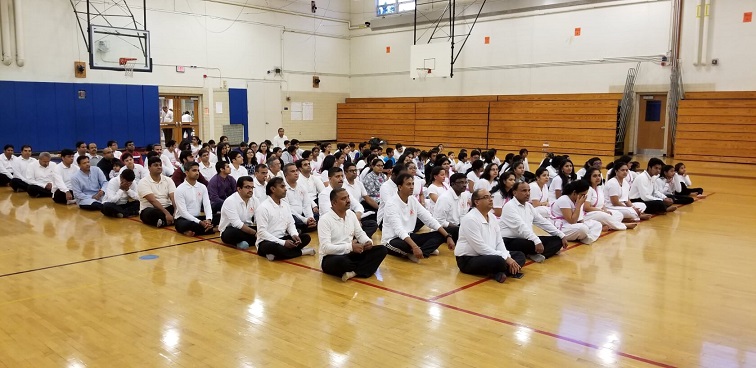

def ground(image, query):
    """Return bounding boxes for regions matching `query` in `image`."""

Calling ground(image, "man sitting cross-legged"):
[101,168,140,218]
[319,188,388,282]
[137,156,178,227]
[207,161,237,225]
[174,162,215,236]
[455,189,526,283]
[255,177,315,261]
[26,152,56,198]
[382,173,455,263]
[318,167,378,238]
[52,149,79,205]
[219,176,260,250]
[71,156,109,211]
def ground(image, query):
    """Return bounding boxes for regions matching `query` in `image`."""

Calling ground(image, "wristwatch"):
[446,234,453,239]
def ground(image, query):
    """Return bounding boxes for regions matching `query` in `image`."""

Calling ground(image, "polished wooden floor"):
[1,171,754,367]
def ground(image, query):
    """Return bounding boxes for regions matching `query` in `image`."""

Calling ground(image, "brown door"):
[159,95,201,144]
[636,94,667,155]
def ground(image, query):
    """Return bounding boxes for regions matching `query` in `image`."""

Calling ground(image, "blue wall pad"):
[0,81,159,152]
[228,88,249,142]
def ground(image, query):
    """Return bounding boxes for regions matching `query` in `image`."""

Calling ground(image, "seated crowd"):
[0,129,705,283]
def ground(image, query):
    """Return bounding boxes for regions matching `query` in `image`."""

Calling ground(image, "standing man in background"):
[272,128,288,149]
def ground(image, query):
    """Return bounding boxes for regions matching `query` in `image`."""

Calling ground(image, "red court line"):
[428,277,491,301]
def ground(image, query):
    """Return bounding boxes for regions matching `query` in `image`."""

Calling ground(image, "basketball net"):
[119,57,137,78]
[416,68,431,81]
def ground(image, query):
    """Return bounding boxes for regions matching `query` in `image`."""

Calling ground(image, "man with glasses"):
[318,167,378,237]
[219,176,259,249]
[97,147,116,178]
[433,173,471,242]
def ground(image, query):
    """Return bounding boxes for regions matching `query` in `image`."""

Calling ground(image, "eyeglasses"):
[242,185,254,190]
[475,195,492,200]
[347,169,358,173]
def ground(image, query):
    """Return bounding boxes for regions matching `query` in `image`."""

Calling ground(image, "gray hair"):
[39,152,51,159]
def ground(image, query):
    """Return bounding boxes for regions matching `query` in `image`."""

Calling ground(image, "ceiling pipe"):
[12,0,22,66]
[0,0,13,65]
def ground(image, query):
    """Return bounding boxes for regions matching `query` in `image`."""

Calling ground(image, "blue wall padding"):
[228,88,248,142]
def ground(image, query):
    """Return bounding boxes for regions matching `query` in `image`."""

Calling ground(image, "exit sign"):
[176,66,185,73]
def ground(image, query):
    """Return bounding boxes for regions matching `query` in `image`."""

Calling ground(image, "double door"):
[160,95,200,144]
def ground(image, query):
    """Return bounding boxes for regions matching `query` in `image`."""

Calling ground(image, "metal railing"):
[668,61,684,154]
[615,62,641,154]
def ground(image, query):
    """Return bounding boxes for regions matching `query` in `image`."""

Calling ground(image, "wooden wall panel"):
[676,92,756,164]
[415,102,489,149]
[336,103,416,145]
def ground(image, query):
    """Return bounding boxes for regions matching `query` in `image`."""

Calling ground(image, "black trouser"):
[0,173,10,186]
[175,216,215,235]
[102,201,140,218]
[52,190,73,204]
[221,227,257,246]
[386,231,445,258]
[139,205,175,227]
[361,218,378,238]
[631,198,667,214]
[444,225,460,243]
[679,182,703,196]
[10,178,27,192]
[27,184,52,198]
[503,236,563,258]
[667,194,694,205]
[322,247,388,278]
[456,251,526,277]
[293,216,317,233]
[257,234,313,260]
[210,201,224,226]
[79,202,103,211]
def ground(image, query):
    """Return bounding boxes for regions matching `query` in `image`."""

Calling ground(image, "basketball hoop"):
[119,57,138,77]
[415,68,431,81]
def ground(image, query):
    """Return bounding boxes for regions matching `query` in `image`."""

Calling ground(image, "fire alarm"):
[312,76,320,88]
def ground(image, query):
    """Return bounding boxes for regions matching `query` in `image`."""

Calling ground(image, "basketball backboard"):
[89,25,152,72]
[410,42,451,79]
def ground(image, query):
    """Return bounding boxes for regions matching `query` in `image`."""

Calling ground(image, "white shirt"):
[474,178,494,192]
[161,153,175,177]
[298,173,325,208]
[113,150,123,160]
[548,176,565,202]
[0,158,11,178]
[318,210,371,267]
[219,192,260,234]
[523,157,530,172]
[137,174,177,211]
[272,135,288,149]
[199,161,216,180]
[27,162,56,187]
[175,181,213,223]
[629,171,666,201]
[493,191,511,211]
[229,164,248,181]
[318,186,364,216]
[529,182,548,205]
[381,195,441,244]
[433,190,471,227]
[72,152,91,167]
[190,144,201,156]
[425,183,449,213]
[466,171,480,187]
[376,179,398,225]
[11,156,36,182]
[52,163,79,193]
[604,177,631,204]
[181,113,192,123]
[255,197,298,246]
[285,180,314,221]
[103,176,139,205]
[125,163,149,184]
[550,195,584,223]
[209,150,218,164]
[500,199,565,242]
[253,177,268,203]
[0,154,14,174]
[456,161,471,174]
[454,209,512,259]
[586,186,606,208]
[344,178,369,203]
[255,152,268,165]
[162,110,174,122]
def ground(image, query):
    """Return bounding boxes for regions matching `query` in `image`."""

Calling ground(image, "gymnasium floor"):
[0,173,753,367]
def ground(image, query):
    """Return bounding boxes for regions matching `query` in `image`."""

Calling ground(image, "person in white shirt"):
[101,168,140,218]
[343,162,379,219]
[70,156,109,211]
[88,143,102,167]
[583,167,634,230]
[219,176,260,250]
[138,157,178,228]
[266,157,284,180]
[107,140,123,160]
[455,189,525,283]
[548,158,577,202]
[121,153,149,184]
[252,164,269,203]
[283,163,317,232]
[174,162,215,236]
[491,172,516,217]
[151,143,175,177]
[189,136,202,157]
[296,158,325,209]
[26,152,56,198]
[376,165,407,226]
[72,141,90,167]
[319,188,388,282]
[271,128,288,149]
[576,157,603,180]
[163,140,180,171]
[228,151,248,181]
[382,173,455,263]
[529,168,551,218]
[197,149,216,180]
[318,167,378,237]
[255,177,315,261]
[51,149,79,205]
[10,145,36,192]
[519,148,531,173]
[425,166,450,214]
[500,181,569,263]
[474,163,499,192]
[549,180,603,245]
[659,164,694,205]
[0,144,15,186]
[433,173,470,242]
[181,111,193,123]
[673,163,704,197]
[629,158,676,214]
[454,152,470,175]
[465,160,485,193]
[161,106,173,123]
[604,161,651,222]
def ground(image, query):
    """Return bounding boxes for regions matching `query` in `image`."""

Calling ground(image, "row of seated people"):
[0,139,705,283]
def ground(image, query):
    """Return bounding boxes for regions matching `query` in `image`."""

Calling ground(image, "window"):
[377,0,415,15]
[644,100,662,122]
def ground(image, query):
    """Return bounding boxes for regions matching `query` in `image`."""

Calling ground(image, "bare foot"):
[640,214,653,220]
[697,194,707,199]
[602,225,610,232]
[626,223,638,230]
[183,230,195,237]
[666,206,677,212]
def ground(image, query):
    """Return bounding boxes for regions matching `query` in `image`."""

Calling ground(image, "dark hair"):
[120,168,135,182]
[125,140,134,147]
[294,159,307,170]
[301,150,312,160]
[228,151,241,161]
[393,173,414,187]
[647,158,665,170]
[255,163,268,173]
[243,148,257,166]
[481,163,499,181]
[283,163,297,175]
[321,155,337,173]
[179,150,193,163]
[184,161,199,171]
[237,175,253,189]
[208,139,216,145]
[562,180,590,196]
[535,167,548,178]
[216,142,230,159]
[112,160,124,168]
[430,166,445,183]
[76,155,89,164]
[674,162,685,172]
[107,140,117,147]
[466,159,485,175]
[166,139,176,148]
[557,158,577,185]
[266,177,284,195]
[330,187,347,202]
[661,164,675,178]
[492,171,516,200]
[582,167,603,186]
[219,135,228,142]
[458,152,468,161]
[450,172,466,184]
[215,161,228,173]
[583,157,601,170]
[146,151,160,159]
[391,164,406,176]
[470,150,480,157]
[60,148,75,157]
[271,147,282,155]
[120,152,133,161]
[395,143,403,149]
[3,144,13,150]
[328,166,343,178]
[519,148,528,155]
[291,139,299,145]
[147,156,162,167]
[344,162,356,171]
[76,141,86,149]
[286,145,297,154]
[607,160,628,180]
